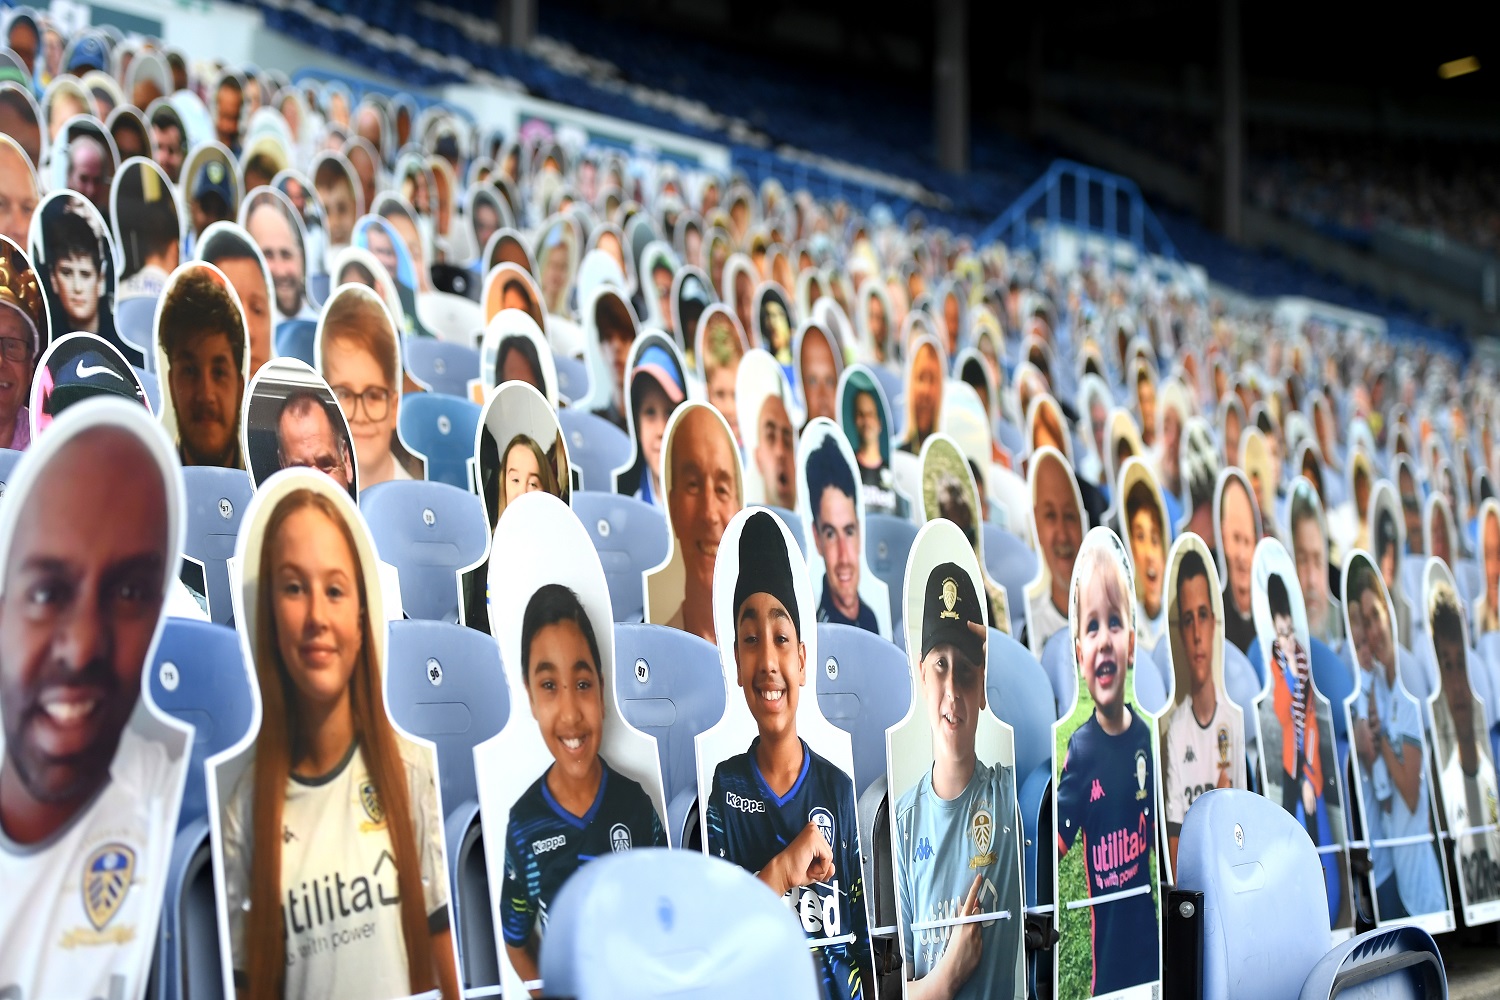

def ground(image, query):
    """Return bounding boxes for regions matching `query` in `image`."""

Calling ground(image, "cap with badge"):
[66,34,108,75]
[733,508,801,639]
[921,561,986,665]
[194,158,233,208]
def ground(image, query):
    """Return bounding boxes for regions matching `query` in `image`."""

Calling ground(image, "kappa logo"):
[726,792,765,814]
[810,806,836,847]
[1183,746,1196,763]
[914,837,934,862]
[83,844,136,930]
[609,823,632,853]
[533,834,567,854]
[1089,779,1105,802]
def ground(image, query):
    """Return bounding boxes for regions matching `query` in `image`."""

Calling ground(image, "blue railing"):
[978,159,1180,261]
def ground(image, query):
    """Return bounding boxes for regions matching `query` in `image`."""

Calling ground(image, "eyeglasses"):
[332,384,392,421]
[0,337,31,363]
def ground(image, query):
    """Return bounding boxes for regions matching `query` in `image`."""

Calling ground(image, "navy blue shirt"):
[707,738,873,1000]
[1056,710,1160,996]
[501,759,665,948]
[818,576,880,633]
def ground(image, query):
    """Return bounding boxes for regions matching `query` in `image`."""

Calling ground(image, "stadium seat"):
[1310,637,1354,778]
[1041,627,1076,719]
[0,447,20,495]
[415,289,485,347]
[397,391,481,489]
[117,295,158,366]
[559,407,632,491]
[816,622,912,798]
[1133,639,1169,714]
[1454,558,1483,606]
[180,466,253,626]
[987,627,1055,919]
[361,480,488,622]
[386,618,509,995]
[274,318,318,366]
[760,503,807,556]
[539,848,820,1000]
[612,623,726,846]
[1174,788,1448,1000]
[571,491,670,622]
[864,512,919,631]
[1222,641,1263,784]
[1399,559,1425,611]
[150,618,253,1000]
[308,272,331,304]
[553,351,590,404]
[983,523,1037,634]
[405,336,481,397]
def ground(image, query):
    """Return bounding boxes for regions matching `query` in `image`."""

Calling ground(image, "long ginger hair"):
[243,488,435,999]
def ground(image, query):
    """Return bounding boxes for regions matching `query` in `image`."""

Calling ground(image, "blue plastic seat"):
[571,491,669,622]
[1177,788,1448,1000]
[0,447,21,496]
[1040,627,1076,719]
[1221,641,1263,785]
[612,623,725,846]
[982,523,1037,635]
[405,336,481,397]
[987,628,1055,917]
[133,366,161,413]
[274,317,318,365]
[181,466,253,626]
[558,407,632,492]
[816,622,911,799]
[539,849,820,1000]
[117,295,158,366]
[361,480,488,622]
[397,391,481,489]
[864,512,919,632]
[386,619,509,995]
[308,271,331,304]
[1453,558,1483,606]
[759,504,806,556]
[553,351,590,404]
[150,618,254,1000]
[1310,637,1353,779]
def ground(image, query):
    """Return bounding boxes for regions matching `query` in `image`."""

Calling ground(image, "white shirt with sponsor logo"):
[1162,692,1245,828]
[1437,745,1500,914]
[221,739,448,1000]
[0,709,189,1000]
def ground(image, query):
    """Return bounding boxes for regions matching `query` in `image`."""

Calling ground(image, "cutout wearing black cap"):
[921,561,986,667]
[733,509,801,639]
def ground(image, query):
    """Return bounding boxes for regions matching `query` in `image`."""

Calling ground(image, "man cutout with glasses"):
[276,390,353,495]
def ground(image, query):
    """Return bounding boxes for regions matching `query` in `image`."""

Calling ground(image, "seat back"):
[613,623,725,842]
[1222,641,1263,766]
[274,317,318,365]
[0,447,21,495]
[117,294,158,364]
[816,623,912,798]
[553,352,590,405]
[986,628,1054,783]
[361,480,488,621]
[1132,641,1169,715]
[397,392,482,489]
[414,289,484,347]
[571,492,670,622]
[1247,635,1267,687]
[760,504,807,556]
[181,466,253,625]
[558,407,632,492]
[864,512,918,632]
[1454,558,1483,606]
[1041,627,1077,719]
[1311,637,1354,777]
[1297,924,1448,1000]
[982,523,1037,634]
[1177,788,1332,1000]
[1399,558,1425,612]
[149,618,254,832]
[385,619,509,811]
[540,849,820,1000]
[133,366,161,412]
[404,336,481,397]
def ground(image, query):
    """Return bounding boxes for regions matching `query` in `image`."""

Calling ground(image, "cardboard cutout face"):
[239,186,313,329]
[1423,558,1500,926]
[1249,537,1354,937]
[1024,394,1071,466]
[1026,446,1086,656]
[887,518,1025,999]
[857,278,894,368]
[1286,477,1342,648]
[1158,531,1246,879]
[694,303,746,436]
[478,307,558,407]
[207,469,462,1000]
[1341,549,1454,932]
[1476,499,1500,635]
[1368,480,1412,647]
[50,115,118,221]
[0,233,49,438]
[241,357,356,498]
[736,348,799,510]
[1053,526,1162,1000]
[795,321,843,426]
[483,226,537,280]
[0,400,189,1000]
[752,280,795,366]
[310,151,361,250]
[1213,468,1262,651]
[670,264,713,363]
[643,401,744,646]
[580,285,639,423]
[534,215,579,318]
[152,260,249,469]
[696,506,875,1000]
[110,156,182,302]
[196,221,274,378]
[315,282,418,489]
[472,491,670,997]
[921,432,1010,635]
[614,331,687,505]
[837,364,903,519]
[0,133,38,249]
[902,335,945,457]
[481,260,546,334]
[1117,457,1169,643]
[179,141,239,243]
[797,417,892,639]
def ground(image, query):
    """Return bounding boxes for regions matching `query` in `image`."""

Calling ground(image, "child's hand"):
[762,821,835,896]
[1301,776,1317,817]
[937,874,985,993]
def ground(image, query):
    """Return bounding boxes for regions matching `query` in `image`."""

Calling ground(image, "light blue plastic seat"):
[1221,641,1263,785]
[982,523,1037,635]
[133,366,161,412]
[864,512,919,633]
[150,618,253,1000]
[558,407,632,492]
[397,391,481,489]
[571,491,669,622]
[539,849,820,1000]
[759,503,806,557]
[553,351,590,404]
[1310,637,1354,780]
[816,622,911,800]
[612,623,725,846]
[274,317,318,365]
[386,619,508,995]
[1454,558,1483,606]
[181,466,253,626]
[1040,627,1076,719]
[117,294,158,366]
[361,480,488,622]
[987,628,1056,918]
[405,336,481,397]
[1298,924,1447,999]
[0,447,21,497]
